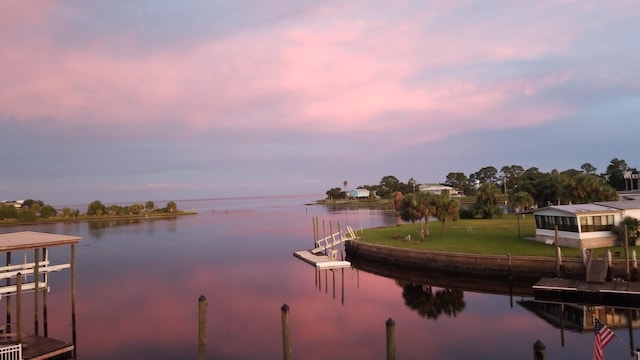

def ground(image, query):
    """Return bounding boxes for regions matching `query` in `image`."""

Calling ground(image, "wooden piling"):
[555,226,562,277]
[338,221,344,260]
[386,318,396,360]
[43,248,49,337]
[198,295,207,360]
[533,339,546,360]
[16,272,22,343]
[34,248,40,336]
[625,225,631,281]
[71,243,77,356]
[281,304,292,360]
[5,252,10,334]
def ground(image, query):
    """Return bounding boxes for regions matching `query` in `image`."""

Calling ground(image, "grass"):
[359,215,637,258]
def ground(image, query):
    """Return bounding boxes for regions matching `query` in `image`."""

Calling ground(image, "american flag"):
[593,317,615,360]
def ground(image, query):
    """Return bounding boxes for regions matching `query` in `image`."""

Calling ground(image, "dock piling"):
[533,339,546,360]
[386,318,396,360]
[198,295,207,360]
[281,304,292,360]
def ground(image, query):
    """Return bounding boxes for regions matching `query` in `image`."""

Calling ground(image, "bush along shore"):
[0,199,195,226]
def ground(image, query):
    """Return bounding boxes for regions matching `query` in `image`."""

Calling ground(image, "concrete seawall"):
[345,240,587,279]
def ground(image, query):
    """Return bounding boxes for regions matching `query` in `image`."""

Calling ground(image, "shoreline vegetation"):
[0,198,196,227]
[318,200,636,259]
[0,210,197,226]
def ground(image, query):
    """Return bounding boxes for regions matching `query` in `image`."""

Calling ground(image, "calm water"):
[2,195,639,359]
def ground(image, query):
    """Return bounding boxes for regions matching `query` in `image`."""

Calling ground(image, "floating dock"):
[533,277,640,307]
[293,224,357,269]
[293,250,351,269]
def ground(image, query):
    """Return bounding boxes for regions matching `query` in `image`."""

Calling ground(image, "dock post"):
[198,295,207,360]
[71,243,77,357]
[329,221,334,250]
[625,225,631,281]
[556,247,562,278]
[386,318,396,360]
[16,272,22,343]
[281,304,292,360]
[533,339,546,360]
[555,225,562,277]
[5,252,10,334]
[338,221,344,260]
[633,250,637,281]
[34,248,40,336]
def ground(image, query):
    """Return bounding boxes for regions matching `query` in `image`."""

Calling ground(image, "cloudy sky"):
[1,1,639,205]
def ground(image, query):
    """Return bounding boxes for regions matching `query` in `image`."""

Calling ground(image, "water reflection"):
[400,283,465,319]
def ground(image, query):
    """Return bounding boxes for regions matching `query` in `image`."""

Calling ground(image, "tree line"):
[329,158,636,208]
[0,199,179,222]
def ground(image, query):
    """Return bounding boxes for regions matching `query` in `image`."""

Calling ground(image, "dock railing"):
[311,225,358,255]
[0,344,22,360]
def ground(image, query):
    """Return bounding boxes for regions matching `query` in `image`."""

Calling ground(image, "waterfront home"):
[532,200,640,249]
[348,188,370,199]
[418,184,458,196]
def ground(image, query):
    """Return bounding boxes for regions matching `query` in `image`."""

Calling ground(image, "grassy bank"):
[358,215,636,258]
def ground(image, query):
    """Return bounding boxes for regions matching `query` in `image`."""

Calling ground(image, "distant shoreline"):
[0,211,197,227]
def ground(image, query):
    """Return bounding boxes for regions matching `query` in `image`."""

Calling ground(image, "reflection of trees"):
[401,283,466,319]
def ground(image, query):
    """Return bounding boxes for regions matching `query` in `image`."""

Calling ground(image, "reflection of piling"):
[281,304,292,360]
[386,318,396,360]
[198,295,207,360]
[533,339,546,360]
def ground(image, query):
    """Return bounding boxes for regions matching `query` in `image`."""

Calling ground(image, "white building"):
[418,184,458,196]
[532,200,640,249]
[348,188,370,199]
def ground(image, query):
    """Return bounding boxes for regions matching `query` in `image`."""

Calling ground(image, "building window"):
[535,215,578,232]
[578,215,614,232]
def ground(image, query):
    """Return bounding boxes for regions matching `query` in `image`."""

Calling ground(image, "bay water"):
[1,195,638,359]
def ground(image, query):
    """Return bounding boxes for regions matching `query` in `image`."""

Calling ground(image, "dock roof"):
[0,231,81,251]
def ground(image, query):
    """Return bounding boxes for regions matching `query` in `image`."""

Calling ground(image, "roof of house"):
[533,201,640,216]
[0,231,81,252]
[595,200,640,210]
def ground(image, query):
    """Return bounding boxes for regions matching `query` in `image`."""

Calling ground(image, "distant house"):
[0,200,24,208]
[418,184,458,196]
[532,200,640,249]
[348,189,370,199]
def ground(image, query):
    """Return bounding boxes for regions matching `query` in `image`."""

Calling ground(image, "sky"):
[1,1,639,206]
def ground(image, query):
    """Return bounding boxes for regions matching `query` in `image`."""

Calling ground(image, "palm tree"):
[435,192,460,235]
[415,191,437,239]
[399,193,421,232]
[393,191,403,226]
[473,183,502,219]
[343,180,349,199]
[509,191,534,214]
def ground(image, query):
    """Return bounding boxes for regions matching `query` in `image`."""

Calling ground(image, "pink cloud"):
[0,1,629,151]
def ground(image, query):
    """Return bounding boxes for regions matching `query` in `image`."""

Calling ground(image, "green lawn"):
[359,215,636,258]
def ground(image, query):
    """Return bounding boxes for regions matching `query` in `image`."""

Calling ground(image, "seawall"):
[345,240,587,279]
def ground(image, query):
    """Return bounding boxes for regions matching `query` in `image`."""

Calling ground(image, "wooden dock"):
[533,277,640,307]
[293,250,351,269]
[0,334,74,360]
[293,223,356,269]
